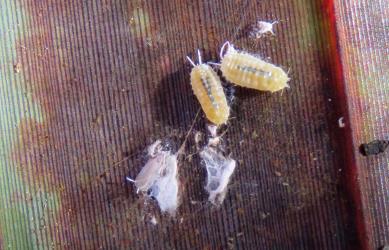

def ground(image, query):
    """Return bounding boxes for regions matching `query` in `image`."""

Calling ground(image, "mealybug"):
[250,21,278,38]
[219,42,290,93]
[187,50,230,125]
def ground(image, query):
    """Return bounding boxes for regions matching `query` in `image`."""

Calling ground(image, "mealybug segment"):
[219,42,289,93]
[187,51,230,125]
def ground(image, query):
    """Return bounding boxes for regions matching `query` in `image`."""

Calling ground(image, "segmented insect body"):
[187,51,230,125]
[220,42,289,93]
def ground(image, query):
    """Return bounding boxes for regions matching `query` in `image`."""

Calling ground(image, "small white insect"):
[127,140,179,215]
[250,20,278,38]
[200,146,236,205]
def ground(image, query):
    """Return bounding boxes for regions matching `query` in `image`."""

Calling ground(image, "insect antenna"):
[197,49,202,65]
[219,41,231,59]
[186,56,196,67]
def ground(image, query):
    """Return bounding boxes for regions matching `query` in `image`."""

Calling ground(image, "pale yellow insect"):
[187,50,230,125]
[219,42,290,93]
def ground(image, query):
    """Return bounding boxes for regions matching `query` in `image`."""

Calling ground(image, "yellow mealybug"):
[219,42,290,93]
[187,51,230,125]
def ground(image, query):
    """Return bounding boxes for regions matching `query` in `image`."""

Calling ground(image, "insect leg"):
[207,62,221,67]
